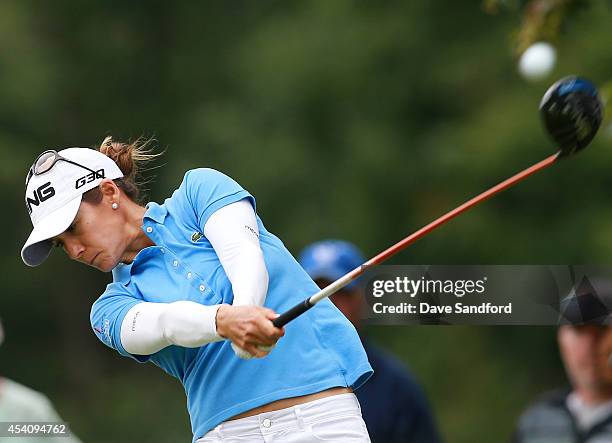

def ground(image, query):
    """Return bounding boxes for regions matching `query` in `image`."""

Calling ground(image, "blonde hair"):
[83,136,163,205]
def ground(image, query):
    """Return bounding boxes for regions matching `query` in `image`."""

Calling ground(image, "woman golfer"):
[21,137,372,442]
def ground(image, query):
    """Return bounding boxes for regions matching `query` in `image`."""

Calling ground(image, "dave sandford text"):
[369,276,512,315]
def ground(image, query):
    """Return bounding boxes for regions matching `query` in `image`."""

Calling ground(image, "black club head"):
[539,76,604,157]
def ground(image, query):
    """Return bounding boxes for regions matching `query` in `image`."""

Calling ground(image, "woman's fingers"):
[254,315,284,342]
[238,308,284,344]
[262,309,285,337]
[231,342,255,359]
[231,342,272,359]
[241,323,279,346]
[221,305,285,357]
[243,342,268,358]
[234,341,271,359]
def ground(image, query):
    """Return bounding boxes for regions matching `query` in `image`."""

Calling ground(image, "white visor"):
[21,147,124,267]
[21,195,82,266]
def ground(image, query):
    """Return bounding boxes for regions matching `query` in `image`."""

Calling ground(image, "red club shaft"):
[273,151,561,328]
[363,152,560,270]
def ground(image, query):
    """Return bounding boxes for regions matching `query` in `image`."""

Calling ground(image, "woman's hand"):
[215,305,285,358]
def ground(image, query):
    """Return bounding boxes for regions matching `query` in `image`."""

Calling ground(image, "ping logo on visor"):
[25,182,56,214]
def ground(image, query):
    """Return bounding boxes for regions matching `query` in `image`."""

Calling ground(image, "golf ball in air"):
[518,42,557,81]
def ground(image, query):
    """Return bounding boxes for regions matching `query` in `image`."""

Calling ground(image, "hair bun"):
[99,136,136,177]
[96,135,162,203]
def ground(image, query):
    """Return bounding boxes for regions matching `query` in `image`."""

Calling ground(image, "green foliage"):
[484,0,598,53]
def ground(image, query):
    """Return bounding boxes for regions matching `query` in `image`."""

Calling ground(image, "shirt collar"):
[112,261,133,283]
[111,202,167,283]
[144,201,168,224]
[567,391,612,430]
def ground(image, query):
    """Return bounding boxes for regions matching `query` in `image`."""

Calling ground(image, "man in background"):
[514,278,612,442]
[0,318,82,443]
[299,239,441,443]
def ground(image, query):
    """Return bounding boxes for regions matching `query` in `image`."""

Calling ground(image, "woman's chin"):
[100,261,117,273]
[93,256,116,273]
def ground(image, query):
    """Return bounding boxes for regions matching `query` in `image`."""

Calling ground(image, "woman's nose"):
[63,238,85,260]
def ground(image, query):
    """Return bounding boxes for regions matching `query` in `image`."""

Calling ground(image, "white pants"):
[196,393,371,442]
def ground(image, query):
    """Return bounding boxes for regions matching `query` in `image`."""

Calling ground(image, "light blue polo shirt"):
[90,168,372,441]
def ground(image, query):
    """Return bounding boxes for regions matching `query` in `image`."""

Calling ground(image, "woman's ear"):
[98,179,121,203]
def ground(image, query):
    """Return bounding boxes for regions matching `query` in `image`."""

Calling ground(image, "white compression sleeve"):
[119,199,269,356]
[204,199,270,359]
[203,199,269,307]
[121,301,223,356]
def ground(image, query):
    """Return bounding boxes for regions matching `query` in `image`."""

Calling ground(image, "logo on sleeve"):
[94,319,112,345]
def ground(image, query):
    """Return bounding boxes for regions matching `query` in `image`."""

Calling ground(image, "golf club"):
[273,76,604,328]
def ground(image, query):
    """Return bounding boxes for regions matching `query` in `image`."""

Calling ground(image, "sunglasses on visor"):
[25,150,105,188]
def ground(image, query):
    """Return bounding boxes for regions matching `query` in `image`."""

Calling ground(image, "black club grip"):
[272,299,314,328]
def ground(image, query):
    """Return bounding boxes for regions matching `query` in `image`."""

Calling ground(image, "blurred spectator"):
[299,240,441,443]
[0,319,82,443]
[513,278,612,442]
